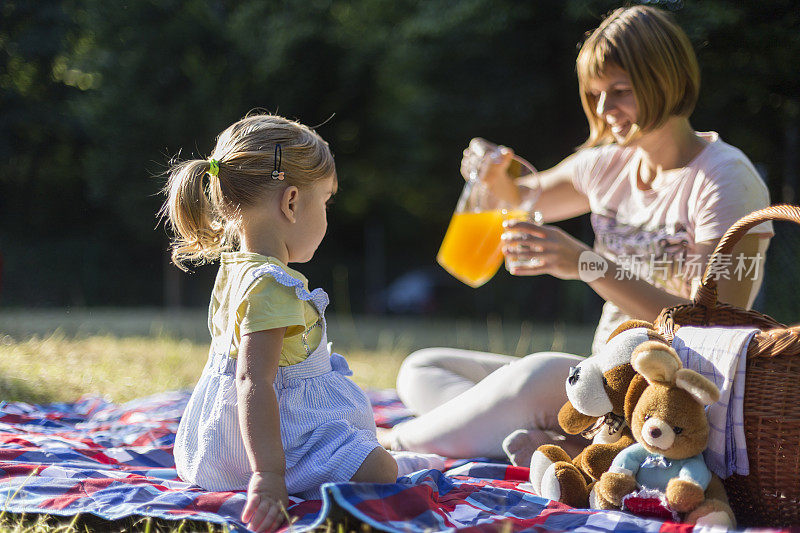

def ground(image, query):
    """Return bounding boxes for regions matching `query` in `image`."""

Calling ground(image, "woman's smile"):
[588,67,638,143]
[607,118,632,138]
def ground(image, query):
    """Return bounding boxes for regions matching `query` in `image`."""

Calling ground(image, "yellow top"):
[209,252,321,366]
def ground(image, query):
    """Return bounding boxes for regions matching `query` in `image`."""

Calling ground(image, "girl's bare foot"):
[376,427,397,450]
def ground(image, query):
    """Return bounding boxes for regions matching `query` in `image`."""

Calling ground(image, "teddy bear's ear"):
[624,373,649,423]
[675,369,720,406]
[606,320,655,342]
[630,341,682,385]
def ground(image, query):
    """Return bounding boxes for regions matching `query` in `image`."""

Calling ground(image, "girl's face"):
[287,174,337,263]
[587,67,638,144]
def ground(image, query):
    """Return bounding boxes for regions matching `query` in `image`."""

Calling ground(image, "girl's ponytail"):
[160,113,335,269]
[162,159,226,269]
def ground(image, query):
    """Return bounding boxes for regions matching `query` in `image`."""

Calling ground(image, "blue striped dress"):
[174,263,380,498]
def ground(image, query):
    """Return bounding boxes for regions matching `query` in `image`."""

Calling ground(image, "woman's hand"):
[501,219,591,280]
[460,138,521,206]
[241,471,289,532]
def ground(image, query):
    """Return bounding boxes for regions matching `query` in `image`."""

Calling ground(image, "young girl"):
[163,114,399,532]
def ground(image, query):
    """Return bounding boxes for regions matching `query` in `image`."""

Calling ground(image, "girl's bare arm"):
[238,328,289,532]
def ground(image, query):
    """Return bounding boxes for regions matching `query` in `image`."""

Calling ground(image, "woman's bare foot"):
[502,429,537,467]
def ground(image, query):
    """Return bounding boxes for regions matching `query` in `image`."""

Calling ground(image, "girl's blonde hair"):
[576,5,700,148]
[161,113,335,269]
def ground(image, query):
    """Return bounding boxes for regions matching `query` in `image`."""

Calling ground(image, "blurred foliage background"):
[1,0,799,324]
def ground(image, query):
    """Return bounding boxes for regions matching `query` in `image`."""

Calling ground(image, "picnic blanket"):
[0,390,787,532]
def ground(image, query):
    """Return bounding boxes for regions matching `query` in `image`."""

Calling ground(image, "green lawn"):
[0,309,595,404]
[0,309,595,531]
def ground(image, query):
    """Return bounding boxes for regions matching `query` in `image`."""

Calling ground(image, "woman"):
[379,5,772,462]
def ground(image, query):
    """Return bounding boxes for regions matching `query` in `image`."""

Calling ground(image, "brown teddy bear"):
[594,340,736,526]
[525,320,663,508]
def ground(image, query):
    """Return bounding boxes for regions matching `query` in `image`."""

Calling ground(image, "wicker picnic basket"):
[654,204,800,526]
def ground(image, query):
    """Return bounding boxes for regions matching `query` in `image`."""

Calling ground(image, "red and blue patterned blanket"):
[0,390,784,532]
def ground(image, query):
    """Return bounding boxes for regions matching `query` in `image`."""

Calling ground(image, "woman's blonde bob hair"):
[576,5,700,147]
[160,113,335,269]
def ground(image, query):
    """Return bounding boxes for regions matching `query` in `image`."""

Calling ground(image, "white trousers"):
[392,348,586,459]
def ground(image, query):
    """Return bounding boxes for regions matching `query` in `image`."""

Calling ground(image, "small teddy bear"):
[520,320,662,508]
[594,340,736,526]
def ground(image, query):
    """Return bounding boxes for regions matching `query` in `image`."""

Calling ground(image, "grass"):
[0,514,226,533]
[0,334,206,404]
[0,309,596,404]
[0,333,409,404]
[0,309,596,531]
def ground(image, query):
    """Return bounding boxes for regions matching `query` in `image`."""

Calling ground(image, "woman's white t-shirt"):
[569,132,773,352]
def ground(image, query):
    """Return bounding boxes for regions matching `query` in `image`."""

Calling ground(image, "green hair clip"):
[207,158,220,177]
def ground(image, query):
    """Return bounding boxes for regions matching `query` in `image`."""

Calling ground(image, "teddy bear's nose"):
[568,366,580,385]
[650,427,662,439]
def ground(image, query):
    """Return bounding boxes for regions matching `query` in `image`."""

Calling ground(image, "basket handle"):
[694,204,800,309]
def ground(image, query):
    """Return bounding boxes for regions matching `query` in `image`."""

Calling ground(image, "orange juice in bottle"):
[437,139,539,287]
[437,210,505,288]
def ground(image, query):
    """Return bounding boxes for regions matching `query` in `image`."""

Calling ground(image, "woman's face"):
[587,67,638,144]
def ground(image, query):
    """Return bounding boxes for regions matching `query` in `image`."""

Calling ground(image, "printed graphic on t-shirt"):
[591,213,693,297]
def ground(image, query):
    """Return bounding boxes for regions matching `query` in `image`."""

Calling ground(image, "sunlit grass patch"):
[0,333,407,405]
[0,333,209,404]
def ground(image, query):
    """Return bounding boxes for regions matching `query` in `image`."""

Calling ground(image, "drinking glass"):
[502,205,544,271]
